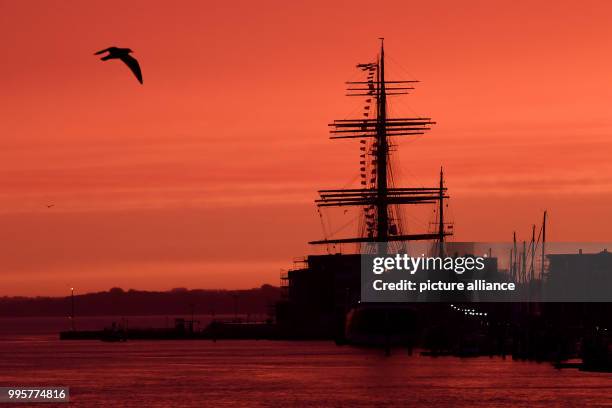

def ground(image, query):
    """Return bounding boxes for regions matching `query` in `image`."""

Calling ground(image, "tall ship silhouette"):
[276,39,452,342]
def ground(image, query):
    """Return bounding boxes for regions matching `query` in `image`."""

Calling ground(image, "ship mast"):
[376,39,389,248]
[309,40,451,253]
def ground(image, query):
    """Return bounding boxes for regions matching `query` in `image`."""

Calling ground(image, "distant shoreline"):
[0,285,280,317]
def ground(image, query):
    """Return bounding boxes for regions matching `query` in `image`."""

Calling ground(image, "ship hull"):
[344,304,418,347]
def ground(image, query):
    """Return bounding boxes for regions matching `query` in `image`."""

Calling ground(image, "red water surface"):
[0,332,610,407]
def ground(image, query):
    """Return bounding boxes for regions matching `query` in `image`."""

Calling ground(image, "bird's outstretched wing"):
[119,54,143,84]
[94,47,113,55]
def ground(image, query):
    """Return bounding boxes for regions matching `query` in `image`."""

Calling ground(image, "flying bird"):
[94,47,143,84]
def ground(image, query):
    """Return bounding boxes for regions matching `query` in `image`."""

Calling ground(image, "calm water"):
[0,317,611,407]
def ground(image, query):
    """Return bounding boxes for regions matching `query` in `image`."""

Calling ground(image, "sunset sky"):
[2,0,612,295]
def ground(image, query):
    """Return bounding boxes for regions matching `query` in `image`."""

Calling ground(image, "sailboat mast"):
[530,224,535,281]
[376,38,389,252]
[541,210,547,279]
[438,167,445,257]
[522,240,527,283]
[513,232,517,281]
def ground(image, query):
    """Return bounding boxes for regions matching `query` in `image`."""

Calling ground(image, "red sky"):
[1,0,612,295]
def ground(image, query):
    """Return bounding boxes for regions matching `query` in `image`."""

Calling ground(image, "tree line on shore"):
[0,285,281,317]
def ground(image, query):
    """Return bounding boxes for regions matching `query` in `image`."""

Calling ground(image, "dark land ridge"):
[0,285,280,317]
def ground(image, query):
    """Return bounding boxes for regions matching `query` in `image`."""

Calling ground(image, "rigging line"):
[399,203,427,224]
[385,53,419,83]
[386,104,427,140]
[387,163,411,235]
[324,208,335,238]
[536,222,543,246]
[316,208,329,239]
[315,209,330,254]
[340,98,370,122]
[388,143,428,188]
[528,224,545,276]
[318,205,334,238]
[386,105,427,152]
[382,74,426,120]
[339,172,361,190]
[327,212,362,237]
[387,91,424,119]
[385,53,424,118]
